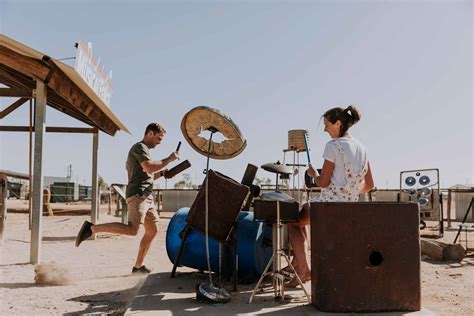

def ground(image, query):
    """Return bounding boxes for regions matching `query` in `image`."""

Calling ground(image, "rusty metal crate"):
[186,170,249,242]
[311,202,420,312]
[253,199,299,222]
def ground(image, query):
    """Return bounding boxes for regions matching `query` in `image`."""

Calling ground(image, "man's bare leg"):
[92,222,140,236]
[134,212,158,269]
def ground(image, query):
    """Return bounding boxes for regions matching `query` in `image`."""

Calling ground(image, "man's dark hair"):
[144,123,166,136]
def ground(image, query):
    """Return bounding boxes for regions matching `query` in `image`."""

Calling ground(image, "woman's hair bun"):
[343,105,361,126]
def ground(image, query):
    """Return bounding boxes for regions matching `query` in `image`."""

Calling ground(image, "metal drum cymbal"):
[420,187,432,197]
[181,106,246,160]
[261,162,293,175]
[403,188,418,196]
[405,176,416,187]
[419,175,430,186]
[418,197,430,206]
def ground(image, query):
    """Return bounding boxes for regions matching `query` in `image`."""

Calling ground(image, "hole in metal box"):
[368,250,384,267]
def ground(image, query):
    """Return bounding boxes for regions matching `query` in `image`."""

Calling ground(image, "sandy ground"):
[0,201,473,315]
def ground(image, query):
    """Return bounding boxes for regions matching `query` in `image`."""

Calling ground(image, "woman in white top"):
[286,105,375,287]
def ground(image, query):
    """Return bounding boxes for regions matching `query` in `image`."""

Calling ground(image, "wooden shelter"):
[0,34,129,264]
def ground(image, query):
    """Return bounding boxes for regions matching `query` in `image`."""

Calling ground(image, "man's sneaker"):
[75,221,93,247]
[132,266,152,275]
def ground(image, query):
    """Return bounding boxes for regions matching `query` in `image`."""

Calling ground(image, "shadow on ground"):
[127,271,316,315]
[65,285,141,315]
[42,236,76,243]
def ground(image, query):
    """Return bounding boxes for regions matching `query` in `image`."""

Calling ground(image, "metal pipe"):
[30,80,47,264]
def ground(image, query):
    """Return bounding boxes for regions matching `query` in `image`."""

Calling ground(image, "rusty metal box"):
[253,199,299,222]
[186,170,249,242]
[310,202,420,312]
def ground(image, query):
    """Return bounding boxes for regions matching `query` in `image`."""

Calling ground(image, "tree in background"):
[174,173,196,189]
[255,177,273,189]
[98,175,108,191]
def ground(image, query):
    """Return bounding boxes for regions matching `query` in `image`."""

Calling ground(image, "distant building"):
[44,176,71,188]
[450,184,474,222]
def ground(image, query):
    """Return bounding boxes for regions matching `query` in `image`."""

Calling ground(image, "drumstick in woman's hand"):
[303,133,311,164]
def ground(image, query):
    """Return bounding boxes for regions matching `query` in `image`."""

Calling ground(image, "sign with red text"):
[74,40,113,106]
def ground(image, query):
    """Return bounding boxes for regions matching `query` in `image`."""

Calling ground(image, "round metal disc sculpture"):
[181,106,246,160]
[419,175,430,186]
[181,106,246,304]
[420,187,432,197]
[405,176,416,186]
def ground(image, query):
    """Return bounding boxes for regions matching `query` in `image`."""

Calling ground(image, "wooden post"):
[108,190,112,215]
[31,80,47,264]
[28,98,33,229]
[43,188,53,216]
[91,129,99,225]
[447,189,452,228]
[0,175,8,245]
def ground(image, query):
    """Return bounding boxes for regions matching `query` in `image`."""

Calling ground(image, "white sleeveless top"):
[311,136,369,202]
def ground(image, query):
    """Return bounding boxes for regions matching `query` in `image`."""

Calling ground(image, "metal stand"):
[248,200,311,303]
[283,149,306,204]
[454,197,474,244]
[196,128,231,303]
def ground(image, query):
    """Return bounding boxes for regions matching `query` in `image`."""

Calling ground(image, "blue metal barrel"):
[166,208,272,279]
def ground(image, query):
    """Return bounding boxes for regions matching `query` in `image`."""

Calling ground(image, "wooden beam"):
[0,65,35,90]
[47,91,96,126]
[47,65,117,135]
[0,46,50,81]
[0,87,31,97]
[46,126,96,133]
[0,97,29,119]
[0,169,29,180]
[0,125,96,133]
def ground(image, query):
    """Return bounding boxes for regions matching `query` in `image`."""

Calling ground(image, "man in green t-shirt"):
[75,123,179,274]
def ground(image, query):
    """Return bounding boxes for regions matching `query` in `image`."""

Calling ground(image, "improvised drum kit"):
[167,105,313,304]
[400,168,442,235]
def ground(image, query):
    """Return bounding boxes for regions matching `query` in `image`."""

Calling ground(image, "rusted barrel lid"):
[180,106,246,160]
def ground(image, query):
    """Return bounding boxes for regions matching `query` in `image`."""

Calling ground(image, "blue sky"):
[0,0,472,189]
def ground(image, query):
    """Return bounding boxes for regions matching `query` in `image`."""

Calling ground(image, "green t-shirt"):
[126,141,153,198]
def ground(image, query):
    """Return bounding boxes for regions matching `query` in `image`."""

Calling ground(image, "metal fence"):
[448,189,474,224]
[153,187,473,224]
[154,188,375,213]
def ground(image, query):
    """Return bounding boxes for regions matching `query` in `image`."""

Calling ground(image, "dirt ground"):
[0,200,473,315]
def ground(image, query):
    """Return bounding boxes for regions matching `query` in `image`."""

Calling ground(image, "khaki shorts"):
[126,195,159,225]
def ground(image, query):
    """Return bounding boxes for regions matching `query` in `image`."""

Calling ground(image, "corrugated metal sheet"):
[160,189,198,212]
[454,192,474,222]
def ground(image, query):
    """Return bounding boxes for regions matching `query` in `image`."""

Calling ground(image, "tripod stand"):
[248,199,311,303]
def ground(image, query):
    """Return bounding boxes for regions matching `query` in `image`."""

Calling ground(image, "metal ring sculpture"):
[181,106,246,159]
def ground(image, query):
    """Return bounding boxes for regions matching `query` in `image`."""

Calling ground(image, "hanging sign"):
[74,40,113,106]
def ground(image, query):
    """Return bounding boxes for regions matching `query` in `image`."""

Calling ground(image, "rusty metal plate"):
[186,170,249,242]
[311,202,421,312]
[253,199,299,222]
[180,106,247,160]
